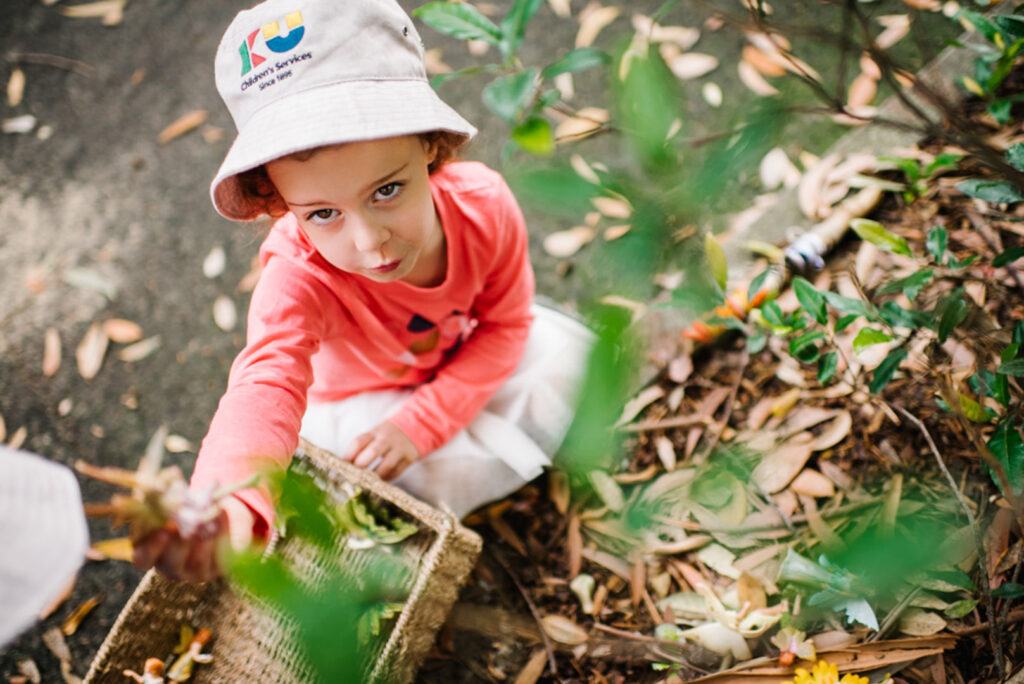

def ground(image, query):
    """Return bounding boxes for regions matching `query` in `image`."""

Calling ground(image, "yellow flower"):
[783,660,869,684]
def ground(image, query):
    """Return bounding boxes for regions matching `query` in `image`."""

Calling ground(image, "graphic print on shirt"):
[388,310,476,377]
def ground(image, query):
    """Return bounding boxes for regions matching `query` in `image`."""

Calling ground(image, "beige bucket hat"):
[210,0,477,221]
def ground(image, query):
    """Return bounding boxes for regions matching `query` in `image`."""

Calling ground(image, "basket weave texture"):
[83,439,482,683]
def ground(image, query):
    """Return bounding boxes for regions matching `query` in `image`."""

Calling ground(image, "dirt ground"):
[0,0,959,681]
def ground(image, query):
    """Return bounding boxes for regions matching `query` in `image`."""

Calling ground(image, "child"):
[134,0,592,582]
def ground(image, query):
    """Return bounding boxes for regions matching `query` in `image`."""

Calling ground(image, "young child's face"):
[265,135,443,286]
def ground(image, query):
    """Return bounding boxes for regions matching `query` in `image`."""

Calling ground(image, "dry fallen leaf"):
[117,335,161,362]
[631,14,700,50]
[75,322,109,380]
[790,468,836,498]
[17,658,41,684]
[58,0,126,25]
[513,649,548,684]
[61,595,101,636]
[603,224,630,241]
[616,385,666,426]
[213,295,238,331]
[547,0,571,18]
[7,68,25,107]
[203,245,227,279]
[655,435,677,470]
[88,537,134,561]
[810,411,852,451]
[2,114,36,134]
[9,426,28,450]
[860,53,881,80]
[42,627,82,684]
[43,327,61,377]
[752,432,816,493]
[660,46,719,80]
[737,60,779,96]
[158,109,208,144]
[759,147,801,190]
[103,318,143,344]
[164,434,195,453]
[742,45,786,77]
[541,614,589,645]
[576,4,621,48]
[848,72,878,109]
[554,106,609,140]
[899,609,947,636]
[543,226,595,258]
[702,81,723,107]
[591,195,632,219]
[877,14,911,50]
[570,153,601,184]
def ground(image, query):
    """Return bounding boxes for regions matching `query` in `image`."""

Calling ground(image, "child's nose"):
[351,216,389,253]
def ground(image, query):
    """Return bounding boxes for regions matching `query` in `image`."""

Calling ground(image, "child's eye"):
[374,182,403,201]
[307,208,339,224]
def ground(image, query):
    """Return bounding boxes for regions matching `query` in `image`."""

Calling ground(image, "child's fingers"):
[183,535,219,582]
[353,440,387,469]
[345,432,375,462]
[132,528,169,570]
[154,538,191,582]
[376,451,411,481]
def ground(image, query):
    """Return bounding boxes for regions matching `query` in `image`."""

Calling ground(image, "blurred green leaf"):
[993,246,1024,268]
[869,348,907,393]
[506,163,598,217]
[987,421,1024,497]
[818,351,838,384]
[853,328,892,354]
[878,269,933,301]
[850,218,912,257]
[790,329,825,363]
[958,9,1001,43]
[998,358,1024,376]
[835,313,859,333]
[705,233,728,291]
[512,117,554,156]
[944,599,979,619]
[413,2,502,44]
[990,99,1013,125]
[926,225,947,264]
[994,14,1024,38]
[430,63,502,89]
[793,277,827,325]
[822,291,872,319]
[993,583,1024,599]
[541,47,610,78]
[482,68,539,123]
[955,179,1024,203]
[615,44,678,170]
[499,0,544,60]
[925,153,963,176]
[936,290,968,343]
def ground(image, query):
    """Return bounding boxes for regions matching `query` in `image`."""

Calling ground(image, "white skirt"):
[299,305,594,519]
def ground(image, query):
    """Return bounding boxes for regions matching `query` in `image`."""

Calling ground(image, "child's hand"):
[346,421,420,480]
[132,496,256,582]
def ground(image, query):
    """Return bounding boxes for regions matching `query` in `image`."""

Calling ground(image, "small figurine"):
[165,627,213,682]
[123,657,165,683]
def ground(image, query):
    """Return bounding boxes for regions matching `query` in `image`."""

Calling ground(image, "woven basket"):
[83,439,482,683]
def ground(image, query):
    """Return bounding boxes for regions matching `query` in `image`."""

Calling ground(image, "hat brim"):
[211,78,476,221]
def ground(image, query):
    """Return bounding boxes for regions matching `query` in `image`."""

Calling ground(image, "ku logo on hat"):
[239,11,305,76]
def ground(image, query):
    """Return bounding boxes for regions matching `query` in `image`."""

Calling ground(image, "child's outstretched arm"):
[189,258,328,537]
[386,173,536,457]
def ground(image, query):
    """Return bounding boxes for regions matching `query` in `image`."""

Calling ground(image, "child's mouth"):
[371,260,401,274]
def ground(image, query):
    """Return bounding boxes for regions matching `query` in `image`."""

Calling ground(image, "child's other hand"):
[132,495,256,582]
[346,421,419,480]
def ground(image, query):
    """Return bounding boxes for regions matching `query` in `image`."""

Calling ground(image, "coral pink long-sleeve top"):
[190,162,535,530]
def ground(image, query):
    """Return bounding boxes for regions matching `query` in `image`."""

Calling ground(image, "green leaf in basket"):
[357,602,406,646]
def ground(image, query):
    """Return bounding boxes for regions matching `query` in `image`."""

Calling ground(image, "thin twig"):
[590,623,712,673]
[951,607,1024,637]
[965,211,1024,292]
[870,586,921,642]
[489,548,557,676]
[890,403,1005,679]
[7,51,95,77]
[697,347,749,459]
